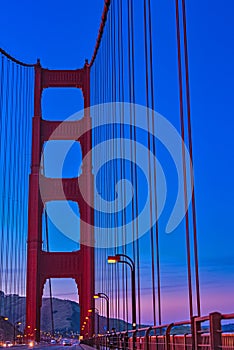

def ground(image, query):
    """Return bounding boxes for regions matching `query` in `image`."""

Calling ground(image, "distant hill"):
[0,317,19,341]
[0,292,26,329]
[41,297,80,332]
[0,292,135,334]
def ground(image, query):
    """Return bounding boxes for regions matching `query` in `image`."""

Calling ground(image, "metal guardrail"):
[82,312,234,350]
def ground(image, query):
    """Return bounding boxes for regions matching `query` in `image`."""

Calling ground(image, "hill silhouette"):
[0,292,134,335]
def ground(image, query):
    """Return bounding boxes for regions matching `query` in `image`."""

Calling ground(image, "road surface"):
[0,345,93,350]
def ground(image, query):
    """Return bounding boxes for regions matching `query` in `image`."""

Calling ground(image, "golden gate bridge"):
[0,0,233,349]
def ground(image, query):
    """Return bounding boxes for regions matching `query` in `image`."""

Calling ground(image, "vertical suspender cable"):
[130,0,141,327]
[42,152,55,335]
[9,61,16,322]
[128,0,140,327]
[45,211,55,335]
[0,49,34,325]
[15,63,20,322]
[111,0,120,328]
[22,67,27,323]
[119,0,129,328]
[175,0,193,321]
[143,0,156,327]
[0,54,4,315]
[4,59,10,316]
[181,0,201,316]
[15,65,19,311]
[147,0,162,326]
[111,3,117,324]
[107,13,111,324]
[11,62,18,319]
[115,3,123,330]
[118,0,127,326]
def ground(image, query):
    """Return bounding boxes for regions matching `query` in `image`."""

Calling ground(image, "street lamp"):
[13,321,22,344]
[108,254,136,330]
[93,293,109,332]
[88,308,100,335]
[0,316,8,321]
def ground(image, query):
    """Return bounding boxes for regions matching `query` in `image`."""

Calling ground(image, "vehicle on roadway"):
[3,341,13,348]
[62,339,72,346]
[28,340,37,347]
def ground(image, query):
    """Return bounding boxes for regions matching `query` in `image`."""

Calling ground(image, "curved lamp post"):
[93,293,109,333]
[108,254,136,330]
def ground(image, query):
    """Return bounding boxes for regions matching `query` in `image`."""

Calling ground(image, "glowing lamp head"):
[88,309,93,313]
[107,256,120,264]
[93,294,99,299]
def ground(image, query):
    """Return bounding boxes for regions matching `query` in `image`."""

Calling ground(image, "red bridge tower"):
[25,61,94,341]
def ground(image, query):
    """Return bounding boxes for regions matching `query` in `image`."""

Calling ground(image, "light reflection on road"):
[0,345,84,350]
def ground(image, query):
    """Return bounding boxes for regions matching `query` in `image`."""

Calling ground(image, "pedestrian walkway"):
[80,344,96,350]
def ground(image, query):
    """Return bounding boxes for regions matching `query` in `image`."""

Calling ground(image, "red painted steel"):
[91,312,234,350]
[41,119,86,141]
[25,61,94,341]
[89,0,111,67]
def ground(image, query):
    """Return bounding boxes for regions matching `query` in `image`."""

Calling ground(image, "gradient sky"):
[0,0,233,325]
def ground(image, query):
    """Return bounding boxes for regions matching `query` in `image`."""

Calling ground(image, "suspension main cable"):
[0,48,36,67]
[89,0,111,67]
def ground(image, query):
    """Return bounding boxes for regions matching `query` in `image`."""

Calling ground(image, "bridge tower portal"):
[25,61,94,341]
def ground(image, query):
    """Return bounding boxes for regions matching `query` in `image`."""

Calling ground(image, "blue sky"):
[0,0,233,325]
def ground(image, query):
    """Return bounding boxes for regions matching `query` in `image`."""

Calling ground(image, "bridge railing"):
[82,312,234,350]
